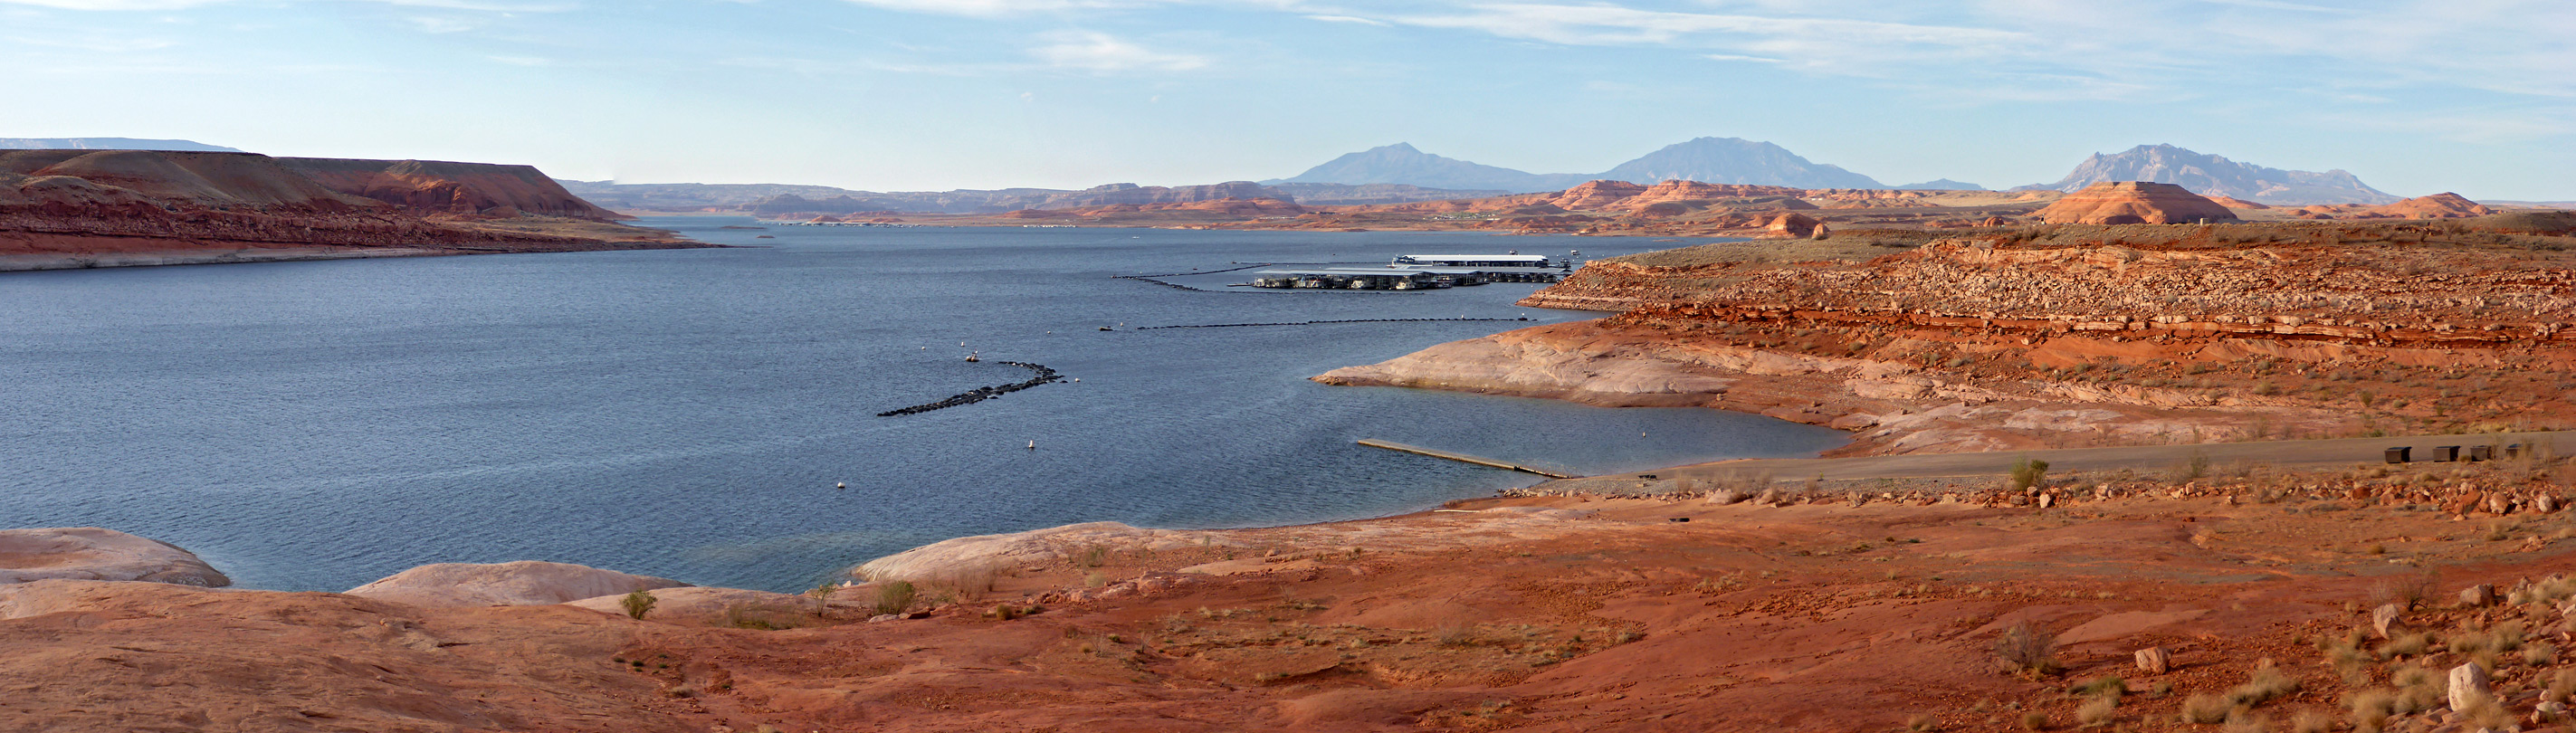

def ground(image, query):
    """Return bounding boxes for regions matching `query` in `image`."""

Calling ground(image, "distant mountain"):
[1597,138,1883,189]
[2025,144,2397,205]
[0,138,244,153]
[562,177,1502,214]
[1895,178,1988,191]
[1276,138,1883,192]
[1266,143,1592,192]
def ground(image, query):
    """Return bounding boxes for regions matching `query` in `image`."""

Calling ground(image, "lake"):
[0,219,1846,592]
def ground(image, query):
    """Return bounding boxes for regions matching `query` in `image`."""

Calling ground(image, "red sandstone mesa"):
[2030,181,2238,224]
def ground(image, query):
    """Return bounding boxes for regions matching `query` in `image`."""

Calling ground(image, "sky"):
[5,0,2571,200]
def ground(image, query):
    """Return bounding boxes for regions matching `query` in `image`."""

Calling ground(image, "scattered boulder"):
[2460,584,2497,608]
[2449,662,2491,711]
[345,560,687,607]
[0,528,229,587]
[2373,604,2403,638]
[2030,182,2238,224]
[2134,646,2170,674]
[1705,490,1751,506]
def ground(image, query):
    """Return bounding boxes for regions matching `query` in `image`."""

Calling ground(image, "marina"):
[1242,253,1575,290]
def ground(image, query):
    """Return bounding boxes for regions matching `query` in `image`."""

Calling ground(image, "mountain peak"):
[2034,144,2395,205]
[1598,138,1883,189]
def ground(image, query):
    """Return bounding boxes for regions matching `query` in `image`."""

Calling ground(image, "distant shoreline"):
[0,240,723,273]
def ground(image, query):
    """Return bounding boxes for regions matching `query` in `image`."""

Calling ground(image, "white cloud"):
[1303,14,1383,25]
[1028,30,1207,71]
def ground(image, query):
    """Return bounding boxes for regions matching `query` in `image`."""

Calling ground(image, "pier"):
[1357,439,1579,479]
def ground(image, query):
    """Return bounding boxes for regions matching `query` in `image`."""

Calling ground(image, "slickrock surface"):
[11,462,2576,732]
[2032,181,2238,224]
[0,528,229,587]
[346,560,689,607]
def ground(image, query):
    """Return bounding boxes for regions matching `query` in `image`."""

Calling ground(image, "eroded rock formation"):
[2032,182,2237,224]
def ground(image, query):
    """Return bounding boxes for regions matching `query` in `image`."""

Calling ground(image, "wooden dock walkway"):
[1357,439,1579,479]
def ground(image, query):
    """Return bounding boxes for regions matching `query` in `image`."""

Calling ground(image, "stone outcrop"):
[345,560,688,607]
[0,528,230,587]
[1547,180,1651,211]
[1760,212,1825,239]
[2031,182,2238,224]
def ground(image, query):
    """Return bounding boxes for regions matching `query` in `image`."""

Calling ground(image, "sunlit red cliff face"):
[1321,214,2576,456]
[0,148,696,270]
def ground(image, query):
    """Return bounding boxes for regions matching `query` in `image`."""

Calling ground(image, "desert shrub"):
[2289,709,2333,733]
[620,589,657,620]
[2019,711,2048,730]
[2368,572,2436,609]
[1075,544,1110,568]
[2010,458,2051,491]
[1905,713,1942,731]
[2221,713,2273,733]
[1994,621,2059,676]
[2179,693,2234,724]
[2175,452,2212,481]
[873,580,916,616]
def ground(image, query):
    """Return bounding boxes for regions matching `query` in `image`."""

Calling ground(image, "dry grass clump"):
[2075,697,2118,727]
[2288,709,2333,733]
[2180,693,2234,724]
[1905,713,1942,731]
[2346,689,2396,733]
[2548,668,2576,703]
[2226,666,2301,708]
[2390,665,2445,712]
[2376,632,2429,659]
[2458,690,2513,729]
[2018,711,2048,730]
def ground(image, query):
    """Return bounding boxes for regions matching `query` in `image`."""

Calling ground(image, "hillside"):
[2029,144,2397,205]
[0,149,693,271]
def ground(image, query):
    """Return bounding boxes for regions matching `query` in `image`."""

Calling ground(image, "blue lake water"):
[0,219,1846,592]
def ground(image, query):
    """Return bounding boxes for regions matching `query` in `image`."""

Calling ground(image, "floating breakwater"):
[877,361,1066,417]
[1137,318,1529,330]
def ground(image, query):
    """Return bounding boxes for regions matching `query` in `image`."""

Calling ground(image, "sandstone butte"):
[2030,181,2238,224]
[0,148,701,271]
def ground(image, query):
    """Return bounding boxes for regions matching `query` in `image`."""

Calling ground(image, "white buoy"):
[835,482,846,489]
[1026,440,1036,450]
[1072,377,1079,383]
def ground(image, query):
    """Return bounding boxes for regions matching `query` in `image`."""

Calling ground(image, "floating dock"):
[1357,439,1579,479]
